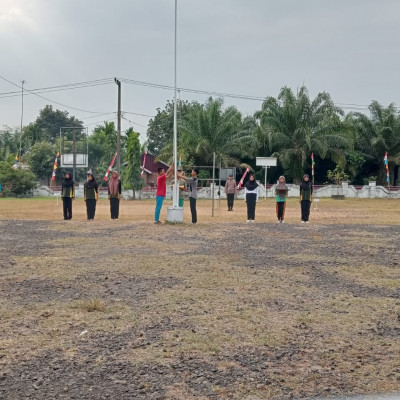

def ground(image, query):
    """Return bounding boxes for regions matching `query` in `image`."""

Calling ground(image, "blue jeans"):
[155,196,164,221]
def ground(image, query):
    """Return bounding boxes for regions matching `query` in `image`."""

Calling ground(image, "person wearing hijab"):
[299,174,313,223]
[275,175,288,223]
[61,171,74,220]
[84,172,99,220]
[244,173,259,222]
[108,170,121,220]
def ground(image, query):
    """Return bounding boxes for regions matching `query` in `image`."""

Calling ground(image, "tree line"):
[1,85,400,195]
[148,86,400,186]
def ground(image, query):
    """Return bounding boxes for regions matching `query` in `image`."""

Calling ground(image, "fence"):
[35,182,400,200]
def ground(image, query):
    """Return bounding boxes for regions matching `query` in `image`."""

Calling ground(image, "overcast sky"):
[1,0,400,143]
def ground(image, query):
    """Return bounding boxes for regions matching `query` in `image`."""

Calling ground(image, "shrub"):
[0,162,37,197]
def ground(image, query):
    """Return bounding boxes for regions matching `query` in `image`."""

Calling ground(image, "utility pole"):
[72,130,77,182]
[114,78,121,174]
[19,80,25,160]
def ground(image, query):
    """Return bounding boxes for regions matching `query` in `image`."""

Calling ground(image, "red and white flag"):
[51,152,59,181]
[141,150,148,178]
[104,152,118,181]
[238,167,250,189]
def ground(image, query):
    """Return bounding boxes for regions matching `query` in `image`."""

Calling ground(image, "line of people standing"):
[61,170,121,221]
[239,173,313,224]
[61,170,313,224]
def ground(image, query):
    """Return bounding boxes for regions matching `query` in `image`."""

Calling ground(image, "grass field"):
[0,198,400,399]
[0,196,399,225]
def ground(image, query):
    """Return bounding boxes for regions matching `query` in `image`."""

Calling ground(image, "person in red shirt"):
[154,163,174,223]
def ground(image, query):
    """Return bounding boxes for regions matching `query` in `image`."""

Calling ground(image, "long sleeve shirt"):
[225,179,237,194]
[186,177,198,199]
[245,186,258,202]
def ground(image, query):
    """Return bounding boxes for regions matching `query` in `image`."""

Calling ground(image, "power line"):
[0,74,111,114]
[121,115,148,128]
[0,78,114,98]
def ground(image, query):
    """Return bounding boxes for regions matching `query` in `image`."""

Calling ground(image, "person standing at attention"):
[275,175,288,223]
[244,173,258,222]
[108,170,121,220]
[299,174,313,223]
[225,174,237,211]
[61,171,74,220]
[154,163,174,224]
[84,172,98,220]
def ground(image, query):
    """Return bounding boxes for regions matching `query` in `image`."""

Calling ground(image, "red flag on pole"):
[141,150,148,178]
[104,152,118,181]
[238,167,250,189]
[51,153,59,181]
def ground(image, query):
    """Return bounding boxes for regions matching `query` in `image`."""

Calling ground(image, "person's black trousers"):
[227,193,234,210]
[301,200,311,221]
[62,197,72,220]
[190,197,197,223]
[110,198,120,219]
[86,199,96,220]
[276,201,286,221]
[246,193,257,220]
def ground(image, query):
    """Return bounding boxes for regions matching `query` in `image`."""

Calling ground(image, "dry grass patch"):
[336,264,400,289]
[1,197,400,225]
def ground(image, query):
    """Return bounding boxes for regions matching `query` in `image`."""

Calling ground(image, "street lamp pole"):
[19,80,25,160]
[114,78,121,174]
[166,0,184,222]
[172,0,178,208]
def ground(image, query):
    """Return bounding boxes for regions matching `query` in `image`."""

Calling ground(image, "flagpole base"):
[167,206,184,223]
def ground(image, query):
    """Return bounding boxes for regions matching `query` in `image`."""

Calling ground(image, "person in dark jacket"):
[61,171,74,220]
[84,172,98,220]
[299,174,313,223]
[108,171,121,220]
[244,173,259,222]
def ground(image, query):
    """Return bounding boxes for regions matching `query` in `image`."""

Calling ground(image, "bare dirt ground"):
[0,198,400,399]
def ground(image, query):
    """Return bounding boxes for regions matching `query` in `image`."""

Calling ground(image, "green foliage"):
[344,151,365,178]
[88,121,123,182]
[363,176,378,185]
[197,169,210,187]
[27,141,58,181]
[23,105,83,148]
[0,162,37,196]
[180,97,242,167]
[147,100,196,156]
[255,86,351,182]
[0,127,20,162]
[122,128,142,195]
[346,101,400,184]
[326,166,350,186]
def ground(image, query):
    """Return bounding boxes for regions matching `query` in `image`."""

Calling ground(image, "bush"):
[0,162,37,197]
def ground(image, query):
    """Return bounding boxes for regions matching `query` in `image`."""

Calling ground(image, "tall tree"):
[23,105,83,148]
[122,128,142,197]
[146,100,198,156]
[0,127,20,162]
[88,121,121,179]
[27,141,58,182]
[180,97,242,167]
[255,86,351,181]
[346,101,400,184]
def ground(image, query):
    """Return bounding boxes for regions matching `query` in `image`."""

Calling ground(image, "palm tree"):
[180,97,242,167]
[346,101,400,184]
[254,86,352,181]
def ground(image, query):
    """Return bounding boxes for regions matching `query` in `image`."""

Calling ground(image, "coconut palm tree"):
[254,86,352,181]
[180,97,242,167]
[346,101,400,184]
